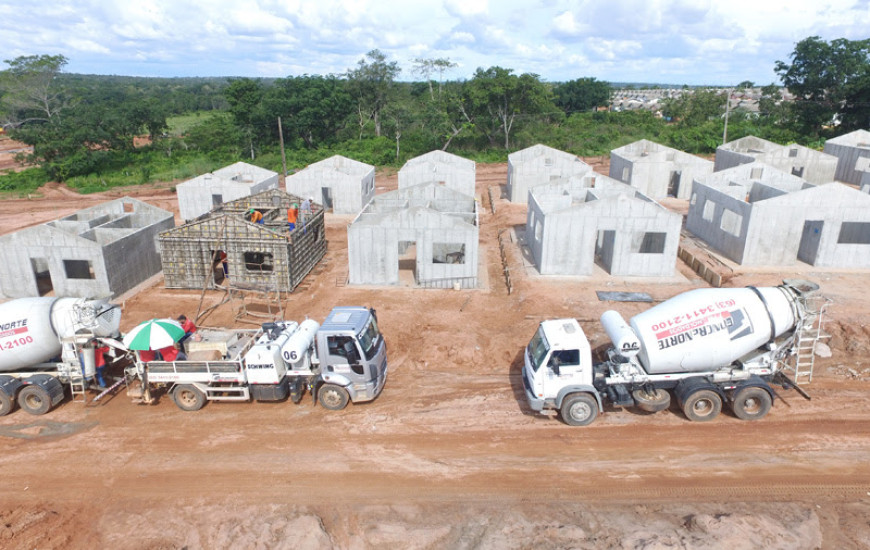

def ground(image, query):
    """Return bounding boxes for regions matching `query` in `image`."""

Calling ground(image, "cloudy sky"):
[1,0,868,85]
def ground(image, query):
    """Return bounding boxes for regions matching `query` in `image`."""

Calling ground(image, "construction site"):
[0,142,869,548]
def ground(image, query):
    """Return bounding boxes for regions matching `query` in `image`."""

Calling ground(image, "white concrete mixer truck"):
[0,297,122,416]
[523,280,825,426]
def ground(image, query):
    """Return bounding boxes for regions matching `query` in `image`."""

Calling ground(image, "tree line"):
[0,36,867,190]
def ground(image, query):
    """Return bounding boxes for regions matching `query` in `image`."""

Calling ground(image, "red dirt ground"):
[0,157,869,549]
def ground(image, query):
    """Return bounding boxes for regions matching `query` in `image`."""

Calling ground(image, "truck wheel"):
[319,384,349,410]
[560,393,598,426]
[732,387,772,421]
[17,385,53,415]
[682,390,722,422]
[172,385,206,412]
[632,388,671,413]
[0,389,14,416]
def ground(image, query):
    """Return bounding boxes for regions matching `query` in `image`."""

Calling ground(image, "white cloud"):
[551,11,590,37]
[443,0,488,17]
[0,0,864,84]
[450,31,476,44]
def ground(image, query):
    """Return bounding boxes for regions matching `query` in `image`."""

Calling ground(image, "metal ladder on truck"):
[787,294,831,384]
[65,303,97,404]
[68,366,88,404]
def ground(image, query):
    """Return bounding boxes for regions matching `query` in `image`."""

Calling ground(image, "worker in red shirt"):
[137,349,157,362]
[177,315,197,344]
[94,342,110,387]
[158,344,187,362]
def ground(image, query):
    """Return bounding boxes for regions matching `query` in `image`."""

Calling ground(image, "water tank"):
[281,319,320,370]
[630,286,799,374]
[600,310,641,358]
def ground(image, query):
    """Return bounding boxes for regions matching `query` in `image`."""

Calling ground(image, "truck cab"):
[523,319,600,424]
[314,307,388,409]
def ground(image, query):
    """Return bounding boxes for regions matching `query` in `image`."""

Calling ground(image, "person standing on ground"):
[219,251,229,280]
[94,342,110,387]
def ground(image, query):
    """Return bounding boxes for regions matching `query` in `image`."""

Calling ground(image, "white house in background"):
[506,144,591,203]
[715,136,837,185]
[610,139,714,199]
[398,150,477,198]
[176,161,279,221]
[822,129,870,185]
[285,155,375,215]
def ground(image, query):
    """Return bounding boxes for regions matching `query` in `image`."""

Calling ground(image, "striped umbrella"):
[122,319,185,351]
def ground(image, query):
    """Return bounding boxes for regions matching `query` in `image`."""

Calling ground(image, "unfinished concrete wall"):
[160,189,326,292]
[823,129,870,185]
[0,198,173,299]
[177,162,279,221]
[716,136,837,184]
[693,162,809,197]
[526,178,681,277]
[286,155,375,214]
[506,144,590,203]
[688,181,870,267]
[398,150,476,197]
[348,183,478,289]
[610,139,713,199]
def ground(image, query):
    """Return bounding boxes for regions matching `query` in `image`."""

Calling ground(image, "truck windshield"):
[527,327,550,372]
[356,316,381,361]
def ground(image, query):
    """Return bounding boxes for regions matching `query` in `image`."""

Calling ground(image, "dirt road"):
[1,163,869,549]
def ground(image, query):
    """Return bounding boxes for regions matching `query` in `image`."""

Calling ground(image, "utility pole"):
[277,117,287,177]
[722,88,732,145]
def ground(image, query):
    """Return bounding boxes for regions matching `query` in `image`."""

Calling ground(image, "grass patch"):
[166,112,230,137]
[0,167,51,196]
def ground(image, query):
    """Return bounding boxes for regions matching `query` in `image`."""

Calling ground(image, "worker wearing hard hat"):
[248,208,264,224]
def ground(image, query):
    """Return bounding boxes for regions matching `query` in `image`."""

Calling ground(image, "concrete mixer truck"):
[523,280,826,426]
[0,297,122,416]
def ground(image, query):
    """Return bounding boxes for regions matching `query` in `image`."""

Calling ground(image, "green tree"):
[775,36,870,135]
[463,66,556,149]
[224,78,265,159]
[263,75,353,148]
[0,54,68,127]
[346,49,401,138]
[840,71,870,132]
[553,77,611,114]
[412,57,457,101]
[660,89,724,126]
